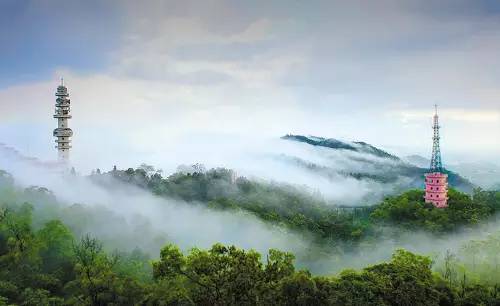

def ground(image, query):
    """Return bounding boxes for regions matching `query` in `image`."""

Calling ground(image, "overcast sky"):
[0,0,499,170]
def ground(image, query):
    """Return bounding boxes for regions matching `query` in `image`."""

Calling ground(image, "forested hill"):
[94,166,374,243]
[280,134,474,193]
[2,169,500,305]
[281,134,400,160]
[93,166,499,244]
[2,196,500,305]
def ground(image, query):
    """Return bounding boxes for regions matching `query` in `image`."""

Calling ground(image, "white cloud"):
[391,108,500,123]
[1,0,499,167]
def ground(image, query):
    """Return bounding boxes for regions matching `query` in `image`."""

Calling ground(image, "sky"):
[0,0,499,172]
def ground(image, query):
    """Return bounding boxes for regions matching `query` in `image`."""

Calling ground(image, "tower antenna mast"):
[429,104,443,172]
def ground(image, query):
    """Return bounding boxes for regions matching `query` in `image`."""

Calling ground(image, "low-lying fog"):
[1,142,499,275]
[76,135,416,205]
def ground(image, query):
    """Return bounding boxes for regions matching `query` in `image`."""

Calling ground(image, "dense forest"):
[2,167,500,305]
[2,198,500,305]
[99,166,500,243]
[372,189,500,232]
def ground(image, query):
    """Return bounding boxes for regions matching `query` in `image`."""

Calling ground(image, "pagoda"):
[424,105,448,208]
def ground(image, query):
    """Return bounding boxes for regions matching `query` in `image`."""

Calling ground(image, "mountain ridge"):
[280,134,475,194]
[281,134,400,160]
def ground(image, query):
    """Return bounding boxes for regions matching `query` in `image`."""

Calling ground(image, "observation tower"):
[424,105,448,208]
[53,78,73,162]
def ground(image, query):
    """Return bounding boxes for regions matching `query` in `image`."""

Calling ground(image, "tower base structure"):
[424,172,448,208]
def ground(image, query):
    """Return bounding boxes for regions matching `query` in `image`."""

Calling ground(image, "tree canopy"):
[1,167,500,305]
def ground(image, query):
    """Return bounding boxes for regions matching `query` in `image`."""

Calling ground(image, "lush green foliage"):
[0,204,150,305]
[150,244,456,306]
[1,168,500,305]
[1,205,500,305]
[99,166,375,243]
[101,166,499,245]
[371,188,500,232]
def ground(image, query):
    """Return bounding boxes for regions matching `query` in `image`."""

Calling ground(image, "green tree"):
[364,249,442,306]
[67,235,144,305]
[153,243,266,305]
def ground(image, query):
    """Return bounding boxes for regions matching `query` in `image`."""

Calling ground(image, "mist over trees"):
[97,165,500,244]
[1,165,500,305]
[2,200,500,305]
[280,135,475,194]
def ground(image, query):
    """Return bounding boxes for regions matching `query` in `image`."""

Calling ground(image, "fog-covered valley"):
[1,137,499,276]
[2,1,500,304]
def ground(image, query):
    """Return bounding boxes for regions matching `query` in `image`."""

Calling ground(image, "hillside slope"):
[280,134,474,194]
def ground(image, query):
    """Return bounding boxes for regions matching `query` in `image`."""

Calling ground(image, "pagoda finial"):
[60,77,64,86]
[434,104,438,116]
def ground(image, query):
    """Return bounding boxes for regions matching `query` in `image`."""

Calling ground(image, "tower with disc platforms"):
[53,79,73,162]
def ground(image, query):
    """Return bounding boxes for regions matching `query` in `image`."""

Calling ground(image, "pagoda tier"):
[424,172,448,208]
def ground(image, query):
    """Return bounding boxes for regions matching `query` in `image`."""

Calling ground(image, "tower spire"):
[429,104,443,172]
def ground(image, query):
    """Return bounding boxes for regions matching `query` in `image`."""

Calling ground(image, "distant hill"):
[404,154,500,189]
[281,134,399,160]
[404,155,430,168]
[447,161,500,190]
[280,134,475,194]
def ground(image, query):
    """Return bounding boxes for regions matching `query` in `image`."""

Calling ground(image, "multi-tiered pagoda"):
[424,105,448,208]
